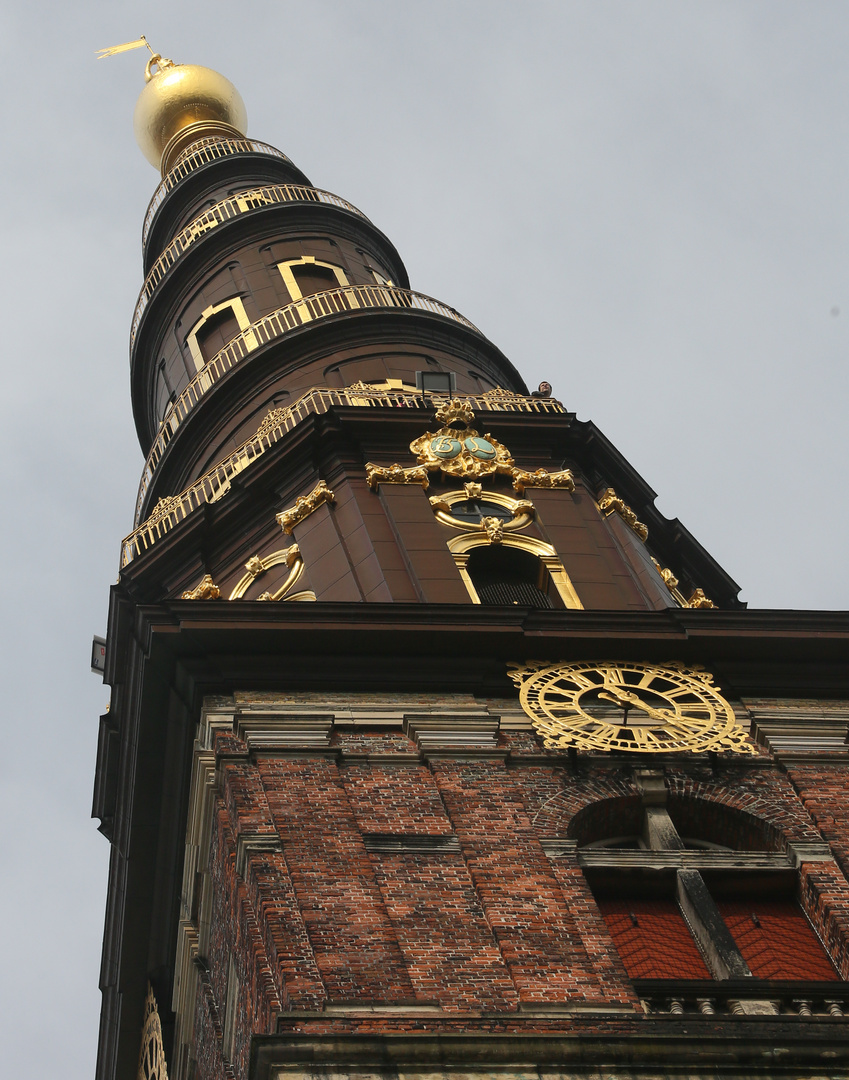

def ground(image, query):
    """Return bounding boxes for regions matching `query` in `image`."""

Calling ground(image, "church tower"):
[95,51,849,1080]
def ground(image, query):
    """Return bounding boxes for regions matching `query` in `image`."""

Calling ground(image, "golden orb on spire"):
[133,54,248,175]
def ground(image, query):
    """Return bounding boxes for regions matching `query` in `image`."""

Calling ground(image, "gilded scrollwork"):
[256,407,289,439]
[429,488,535,534]
[479,387,534,403]
[409,425,514,481]
[512,499,536,517]
[229,545,304,600]
[365,463,430,489]
[181,574,221,600]
[433,397,476,426]
[598,487,649,541]
[688,588,718,610]
[276,480,335,534]
[651,556,685,605]
[510,467,575,495]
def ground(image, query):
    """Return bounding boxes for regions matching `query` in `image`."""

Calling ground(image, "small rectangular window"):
[416,371,455,394]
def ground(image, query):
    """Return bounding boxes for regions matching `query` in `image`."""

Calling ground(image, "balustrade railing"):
[143,138,293,246]
[125,383,563,562]
[134,285,487,520]
[635,981,849,1018]
[132,184,371,343]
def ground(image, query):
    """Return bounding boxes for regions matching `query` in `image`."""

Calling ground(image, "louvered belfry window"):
[597,899,711,980]
[467,545,557,608]
[717,900,838,980]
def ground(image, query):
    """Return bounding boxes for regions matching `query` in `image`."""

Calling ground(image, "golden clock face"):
[509,661,756,754]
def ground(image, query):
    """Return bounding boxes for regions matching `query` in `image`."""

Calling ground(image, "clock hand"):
[598,688,635,710]
[598,686,680,725]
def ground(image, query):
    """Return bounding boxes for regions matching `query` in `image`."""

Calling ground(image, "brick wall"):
[181,696,849,1080]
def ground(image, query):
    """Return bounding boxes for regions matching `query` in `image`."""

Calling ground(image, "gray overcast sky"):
[1,2,847,1075]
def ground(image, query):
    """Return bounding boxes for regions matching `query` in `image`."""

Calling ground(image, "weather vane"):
[96,35,174,80]
[96,35,156,60]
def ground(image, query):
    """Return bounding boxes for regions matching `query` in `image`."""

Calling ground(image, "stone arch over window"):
[530,775,638,836]
[565,793,782,852]
[186,296,256,372]
[446,531,582,610]
[535,774,822,852]
[665,776,824,851]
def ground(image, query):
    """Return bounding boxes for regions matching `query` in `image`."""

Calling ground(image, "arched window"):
[571,794,839,986]
[276,257,353,311]
[185,297,256,372]
[435,491,583,610]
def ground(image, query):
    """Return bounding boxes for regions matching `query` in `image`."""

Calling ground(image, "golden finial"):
[97,35,248,176]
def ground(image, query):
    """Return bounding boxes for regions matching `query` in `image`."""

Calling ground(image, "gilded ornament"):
[276,481,335,534]
[652,557,678,591]
[429,488,535,534]
[650,557,690,607]
[509,660,756,755]
[434,397,475,426]
[365,463,430,489]
[125,373,567,567]
[410,422,514,480]
[148,494,181,524]
[132,50,249,174]
[480,387,519,398]
[181,574,220,600]
[598,487,648,541]
[510,467,575,495]
[479,387,530,402]
[688,588,718,610]
[245,555,265,577]
[137,982,169,1080]
[480,516,505,543]
[256,408,289,438]
[230,545,304,600]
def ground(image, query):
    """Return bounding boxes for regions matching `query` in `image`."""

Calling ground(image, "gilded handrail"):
[132,183,371,343]
[133,284,484,522]
[124,387,564,565]
[142,137,293,246]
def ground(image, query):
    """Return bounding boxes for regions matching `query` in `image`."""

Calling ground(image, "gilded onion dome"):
[133,53,248,174]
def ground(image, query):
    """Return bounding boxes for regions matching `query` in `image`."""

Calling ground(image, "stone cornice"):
[250,1027,849,1080]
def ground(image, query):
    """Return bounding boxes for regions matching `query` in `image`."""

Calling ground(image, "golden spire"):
[98,36,248,175]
